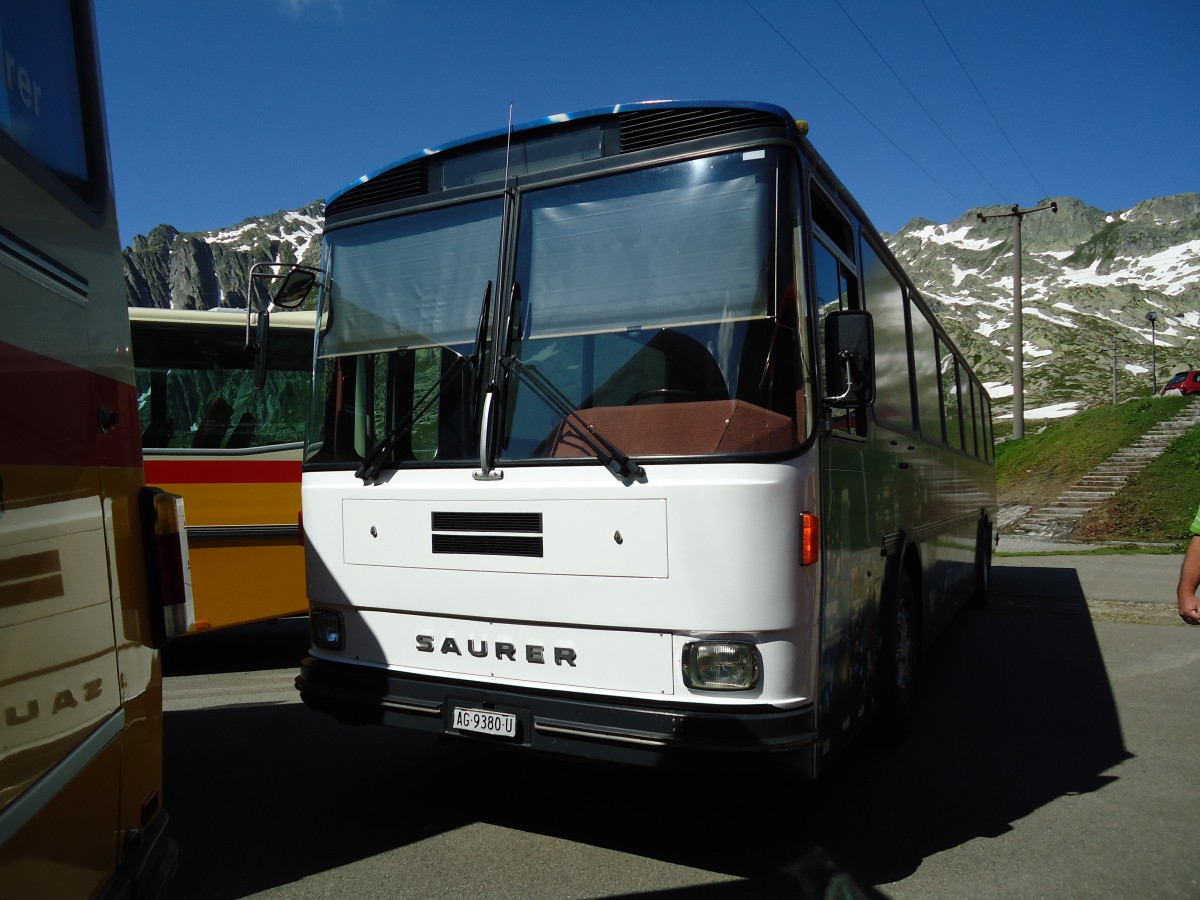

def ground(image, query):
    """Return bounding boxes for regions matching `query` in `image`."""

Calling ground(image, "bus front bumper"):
[295,655,817,768]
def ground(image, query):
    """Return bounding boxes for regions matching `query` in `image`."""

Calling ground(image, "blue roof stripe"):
[325,99,790,206]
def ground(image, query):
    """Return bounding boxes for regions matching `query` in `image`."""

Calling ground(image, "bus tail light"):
[139,487,195,647]
[311,609,344,650]
[801,513,819,565]
[682,641,760,691]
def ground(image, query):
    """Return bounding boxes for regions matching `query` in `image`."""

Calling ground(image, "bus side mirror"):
[253,311,270,390]
[273,268,317,309]
[823,310,875,408]
[246,262,322,390]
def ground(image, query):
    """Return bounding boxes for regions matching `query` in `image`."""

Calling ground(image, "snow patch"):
[997,401,1080,420]
[911,223,1002,252]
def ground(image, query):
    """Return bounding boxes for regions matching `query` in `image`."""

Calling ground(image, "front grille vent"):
[618,107,783,154]
[431,512,541,533]
[431,511,544,558]
[326,158,428,217]
[432,534,544,558]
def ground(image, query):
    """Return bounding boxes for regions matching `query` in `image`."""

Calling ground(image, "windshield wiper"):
[356,282,493,484]
[475,280,518,481]
[502,355,644,482]
[469,280,493,433]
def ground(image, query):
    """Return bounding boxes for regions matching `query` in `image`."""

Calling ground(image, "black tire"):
[875,569,919,746]
[969,520,993,609]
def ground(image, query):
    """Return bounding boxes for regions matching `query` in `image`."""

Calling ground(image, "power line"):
[918,0,1052,200]
[743,0,969,210]
[832,0,1006,204]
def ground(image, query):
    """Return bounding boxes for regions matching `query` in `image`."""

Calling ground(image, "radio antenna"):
[502,102,514,188]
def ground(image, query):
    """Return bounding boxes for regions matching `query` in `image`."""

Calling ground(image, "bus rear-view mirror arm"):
[822,309,875,409]
[825,352,859,405]
[245,262,323,390]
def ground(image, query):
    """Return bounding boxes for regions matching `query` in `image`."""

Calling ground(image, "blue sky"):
[95,0,1198,248]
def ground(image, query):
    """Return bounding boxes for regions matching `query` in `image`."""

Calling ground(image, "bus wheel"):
[969,520,993,609]
[876,570,919,745]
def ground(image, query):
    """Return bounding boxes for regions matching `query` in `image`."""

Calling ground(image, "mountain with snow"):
[888,193,1200,420]
[121,193,1200,419]
[122,202,323,311]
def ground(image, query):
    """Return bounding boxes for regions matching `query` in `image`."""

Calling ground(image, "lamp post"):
[1111,339,1126,405]
[977,201,1057,439]
[1145,310,1159,394]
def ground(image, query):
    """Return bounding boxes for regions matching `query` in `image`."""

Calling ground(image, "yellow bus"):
[0,2,192,897]
[130,307,314,632]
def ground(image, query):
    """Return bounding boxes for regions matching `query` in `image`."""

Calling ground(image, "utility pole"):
[978,201,1057,439]
[1145,310,1159,394]
[1110,339,1127,404]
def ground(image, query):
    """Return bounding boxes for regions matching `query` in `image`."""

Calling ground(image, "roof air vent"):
[618,107,783,154]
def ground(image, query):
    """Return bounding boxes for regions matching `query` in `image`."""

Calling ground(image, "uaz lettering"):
[3,678,103,728]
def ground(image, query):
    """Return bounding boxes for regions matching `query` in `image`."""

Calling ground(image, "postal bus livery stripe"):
[0,339,141,470]
[143,459,302,485]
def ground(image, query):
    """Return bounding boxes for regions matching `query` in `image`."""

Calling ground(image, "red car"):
[1161,370,1200,396]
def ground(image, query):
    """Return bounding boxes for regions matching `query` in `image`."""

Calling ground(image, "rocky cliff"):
[122,202,323,311]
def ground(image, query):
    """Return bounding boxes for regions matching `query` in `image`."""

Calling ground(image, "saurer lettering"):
[416,634,577,667]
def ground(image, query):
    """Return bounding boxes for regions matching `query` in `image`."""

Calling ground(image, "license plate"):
[452,707,517,739]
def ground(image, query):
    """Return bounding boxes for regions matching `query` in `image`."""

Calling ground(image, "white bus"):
[293,102,996,774]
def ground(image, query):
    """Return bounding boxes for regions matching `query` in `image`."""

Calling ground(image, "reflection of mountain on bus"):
[130,307,315,632]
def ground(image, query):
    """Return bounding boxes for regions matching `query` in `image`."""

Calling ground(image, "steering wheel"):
[624,388,707,405]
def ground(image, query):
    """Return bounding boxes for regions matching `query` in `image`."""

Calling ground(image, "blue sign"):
[0,1,89,184]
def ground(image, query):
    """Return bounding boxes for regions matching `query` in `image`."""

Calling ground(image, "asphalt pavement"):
[994,534,1187,625]
[158,542,1200,899]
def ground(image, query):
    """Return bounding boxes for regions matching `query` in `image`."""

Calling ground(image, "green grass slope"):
[997,395,1198,545]
[1077,423,1200,543]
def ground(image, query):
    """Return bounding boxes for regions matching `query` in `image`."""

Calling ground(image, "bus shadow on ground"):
[162,616,310,676]
[162,564,1126,898]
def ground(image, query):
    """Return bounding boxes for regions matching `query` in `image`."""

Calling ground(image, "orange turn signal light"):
[801,513,819,566]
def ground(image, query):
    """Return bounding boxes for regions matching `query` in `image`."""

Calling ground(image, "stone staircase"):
[1009,399,1200,539]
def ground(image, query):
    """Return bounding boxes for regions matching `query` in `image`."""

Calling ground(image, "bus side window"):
[140,370,175,447]
[192,397,233,448]
[958,360,977,457]
[980,391,994,461]
[225,413,258,449]
[813,240,862,434]
[910,300,943,444]
[861,241,913,430]
[940,340,963,451]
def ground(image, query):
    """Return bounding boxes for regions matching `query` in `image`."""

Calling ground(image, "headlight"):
[310,609,344,650]
[682,641,760,691]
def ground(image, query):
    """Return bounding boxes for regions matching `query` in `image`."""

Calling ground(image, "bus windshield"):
[311,148,803,469]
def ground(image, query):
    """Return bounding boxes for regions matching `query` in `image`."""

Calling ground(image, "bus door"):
[810,195,883,755]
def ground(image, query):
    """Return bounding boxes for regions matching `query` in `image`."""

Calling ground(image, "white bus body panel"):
[303,458,820,708]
